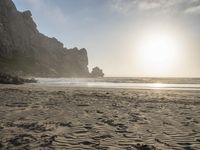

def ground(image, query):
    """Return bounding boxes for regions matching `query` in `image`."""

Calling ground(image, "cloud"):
[110,0,172,13]
[110,0,200,14]
[110,0,136,14]
[138,1,161,10]
[185,5,200,14]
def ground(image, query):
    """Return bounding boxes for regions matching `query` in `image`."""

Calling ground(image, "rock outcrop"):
[90,67,104,78]
[0,0,89,77]
[0,72,37,85]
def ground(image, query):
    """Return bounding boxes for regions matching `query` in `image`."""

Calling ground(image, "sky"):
[13,0,200,77]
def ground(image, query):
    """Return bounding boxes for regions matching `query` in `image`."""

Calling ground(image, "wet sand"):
[0,84,200,149]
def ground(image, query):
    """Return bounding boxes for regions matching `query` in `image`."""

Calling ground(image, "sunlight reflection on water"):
[35,78,200,90]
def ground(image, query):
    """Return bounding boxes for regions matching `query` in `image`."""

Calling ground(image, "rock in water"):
[90,67,104,78]
[0,0,89,77]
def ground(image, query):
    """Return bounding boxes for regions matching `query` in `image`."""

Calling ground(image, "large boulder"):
[0,0,90,77]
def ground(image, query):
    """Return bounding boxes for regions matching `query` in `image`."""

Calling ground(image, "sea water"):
[35,77,200,90]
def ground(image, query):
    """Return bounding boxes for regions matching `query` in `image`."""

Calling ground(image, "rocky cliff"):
[0,0,89,77]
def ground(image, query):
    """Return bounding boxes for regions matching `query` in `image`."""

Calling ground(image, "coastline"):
[0,84,200,149]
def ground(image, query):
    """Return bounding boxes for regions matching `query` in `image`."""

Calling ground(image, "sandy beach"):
[0,84,200,150]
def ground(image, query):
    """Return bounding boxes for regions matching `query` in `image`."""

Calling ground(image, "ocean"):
[35,77,200,90]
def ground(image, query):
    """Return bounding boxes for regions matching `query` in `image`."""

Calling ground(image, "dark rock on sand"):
[0,72,37,84]
[0,0,89,77]
[0,142,3,148]
[133,144,156,150]
[9,134,37,146]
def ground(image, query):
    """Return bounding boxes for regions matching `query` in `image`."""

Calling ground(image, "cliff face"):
[0,0,89,77]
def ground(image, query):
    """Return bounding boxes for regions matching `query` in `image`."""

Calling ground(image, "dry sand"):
[0,84,200,150]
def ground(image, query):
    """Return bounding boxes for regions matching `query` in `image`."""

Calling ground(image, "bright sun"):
[135,29,180,76]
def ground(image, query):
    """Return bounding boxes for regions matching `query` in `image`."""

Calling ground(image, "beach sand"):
[0,84,200,149]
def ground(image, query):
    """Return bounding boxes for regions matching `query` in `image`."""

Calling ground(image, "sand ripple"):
[0,86,200,149]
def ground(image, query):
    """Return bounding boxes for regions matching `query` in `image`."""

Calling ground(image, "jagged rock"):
[0,72,37,84]
[0,0,90,77]
[90,67,104,78]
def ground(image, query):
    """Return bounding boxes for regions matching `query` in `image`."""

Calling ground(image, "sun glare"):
[135,29,180,76]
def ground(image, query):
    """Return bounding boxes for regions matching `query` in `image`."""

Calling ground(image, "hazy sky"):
[13,0,200,77]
